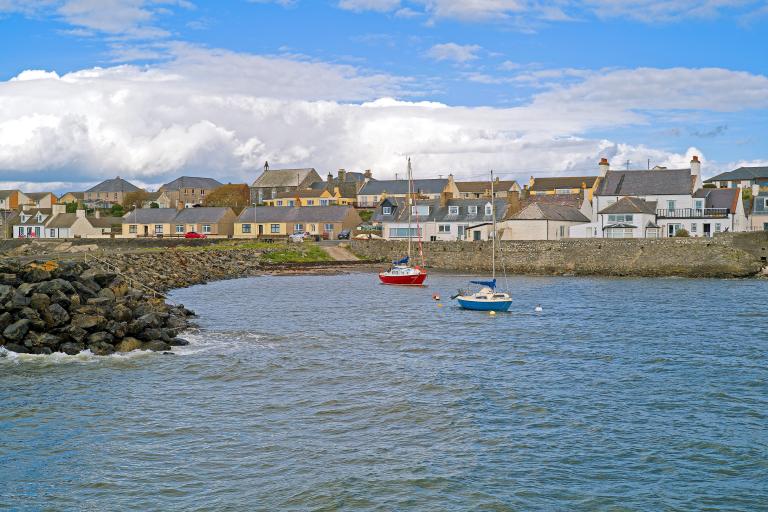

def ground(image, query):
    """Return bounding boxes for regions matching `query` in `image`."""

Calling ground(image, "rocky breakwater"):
[0,260,195,356]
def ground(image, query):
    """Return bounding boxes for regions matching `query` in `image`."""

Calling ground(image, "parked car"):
[185,232,206,239]
[338,230,351,240]
[288,233,306,242]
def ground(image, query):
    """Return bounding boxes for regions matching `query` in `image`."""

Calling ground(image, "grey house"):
[249,162,322,204]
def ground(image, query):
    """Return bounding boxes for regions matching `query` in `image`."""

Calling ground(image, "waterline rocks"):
[0,260,195,356]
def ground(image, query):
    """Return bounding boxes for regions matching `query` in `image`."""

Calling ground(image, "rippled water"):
[2,272,767,511]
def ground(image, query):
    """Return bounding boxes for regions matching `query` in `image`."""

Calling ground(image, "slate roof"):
[122,208,179,223]
[46,214,80,229]
[359,179,448,196]
[530,176,597,192]
[0,190,17,200]
[89,217,118,228]
[61,192,84,200]
[174,207,234,223]
[251,168,320,188]
[693,187,739,211]
[598,197,657,215]
[594,169,694,196]
[509,203,590,222]
[25,192,55,200]
[237,206,355,223]
[274,189,331,199]
[86,177,142,193]
[16,209,52,225]
[456,180,519,193]
[705,166,768,183]
[159,176,223,191]
[373,198,508,224]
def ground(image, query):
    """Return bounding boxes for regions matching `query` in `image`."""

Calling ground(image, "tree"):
[150,202,159,208]
[65,201,79,213]
[110,204,125,217]
[203,184,250,214]
[122,190,150,211]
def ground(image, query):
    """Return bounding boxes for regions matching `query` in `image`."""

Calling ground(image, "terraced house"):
[85,176,142,208]
[357,176,458,207]
[159,176,223,208]
[527,175,598,200]
[235,206,362,239]
[249,163,322,204]
[705,166,768,195]
[121,207,236,238]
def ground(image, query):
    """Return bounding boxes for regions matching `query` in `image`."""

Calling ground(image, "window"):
[438,224,451,233]
[559,225,566,237]
[242,224,252,234]
[320,199,329,206]
[324,223,333,231]
[484,203,493,216]
[307,200,314,206]
[694,200,704,211]
[389,227,421,238]
[202,224,211,234]
[667,200,676,210]
[270,224,280,233]
[607,214,634,223]
[382,206,392,215]
[690,223,697,233]
[763,198,768,208]
[606,227,634,238]
[555,188,574,195]
[201,190,205,196]
[294,223,304,233]
[113,193,118,201]
[49,229,55,238]
[288,200,295,207]
[457,225,466,239]
[176,224,184,234]
[411,205,430,217]
[448,206,459,215]
[715,223,722,232]
[154,224,163,234]
[277,200,283,206]
[468,206,478,215]
[129,225,137,234]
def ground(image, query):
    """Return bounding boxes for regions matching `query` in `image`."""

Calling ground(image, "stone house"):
[310,169,373,205]
[528,175,598,200]
[357,176,458,208]
[13,208,52,238]
[456,179,520,199]
[171,207,237,238]
[85,176,142,208]
[264,188,342,207]
[142,191,173,209]
[499,203,590,240]
[249,163,323,205]
[159,176,223,208]
[235,206,362,239]
[58,192,84,205]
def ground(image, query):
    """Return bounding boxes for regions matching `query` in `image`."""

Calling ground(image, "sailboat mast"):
[407,158,412,261]
[491,170,496,281]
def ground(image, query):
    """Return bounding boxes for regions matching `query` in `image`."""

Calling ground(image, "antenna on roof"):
[647,159,650,170]
[625,160,631,170]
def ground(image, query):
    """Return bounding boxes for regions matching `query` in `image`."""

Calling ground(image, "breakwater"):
[350,235,767,278]
[0,260,194,355]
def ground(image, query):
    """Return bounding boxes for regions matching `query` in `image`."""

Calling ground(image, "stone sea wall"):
[350,236,766,278]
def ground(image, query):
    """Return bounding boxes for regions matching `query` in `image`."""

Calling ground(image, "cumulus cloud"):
[426,43,482,63]
[0,44,766,191]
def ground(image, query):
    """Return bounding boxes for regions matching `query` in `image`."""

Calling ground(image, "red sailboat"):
[379,158,427,286]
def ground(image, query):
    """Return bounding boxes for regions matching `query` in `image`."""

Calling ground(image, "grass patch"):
[261,243,332,263]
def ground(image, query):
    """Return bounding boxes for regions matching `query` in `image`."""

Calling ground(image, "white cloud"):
[337,0,400,12]
[426,42,482,63]
[0,45,765,191]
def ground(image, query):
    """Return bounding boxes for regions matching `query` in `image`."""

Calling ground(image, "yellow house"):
[528,175,598,200]
[235,206,362,239]
[264,188,354,206]
[121,208,177,238]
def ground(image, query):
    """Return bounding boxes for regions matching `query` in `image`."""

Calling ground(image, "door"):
[143,225,149,237]
[703,223,711,237]
[258,224,264,236]
[473,230,481,241]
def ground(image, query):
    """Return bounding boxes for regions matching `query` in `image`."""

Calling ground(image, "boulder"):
[86,297,114,307]
[3,342,29,354]
[45,303,70,328]
[23,268,51,283]
[31,346,53,355]
[87,331,114,345]
[16,282,38,297]
[48,290,72,309]
[143,340,171,352]
[128,313,163,334]
[115,337,143,352]
[36,279,76,295]
[3,319,30,342]
[0,284,13,303]
[111,304,133,323]
[0,273,18,286]
[105,320,127,339]
[70,314,107,331]
[97,288,116,301]
[0,312,13,332]
[87,340,115,356]
[11,292,32,309]
[169,338,190,346]
[80,269,117,287]
[166,316,189,330]
[29,293,51,312]
[62,325,88,343]
[38,333,64,349]
[72,281,97,299]
[18,308,46,331]
[76,277,101,293]
[59,342,84,355]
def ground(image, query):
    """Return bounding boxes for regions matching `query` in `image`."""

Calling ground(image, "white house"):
[500,203,590,240]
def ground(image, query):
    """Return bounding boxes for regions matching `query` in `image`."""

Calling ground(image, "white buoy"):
[534,304,543,312]
[489,311,496,316]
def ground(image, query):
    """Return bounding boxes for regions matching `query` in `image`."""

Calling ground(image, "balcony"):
[656,208,729,219]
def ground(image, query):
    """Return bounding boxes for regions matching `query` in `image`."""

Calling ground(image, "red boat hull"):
[378,267,427,286]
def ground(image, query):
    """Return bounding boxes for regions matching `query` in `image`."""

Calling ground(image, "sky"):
[0,0,767,193]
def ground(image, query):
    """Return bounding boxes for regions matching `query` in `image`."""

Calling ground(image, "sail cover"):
[470,279,496,289]
[393,256,409,265]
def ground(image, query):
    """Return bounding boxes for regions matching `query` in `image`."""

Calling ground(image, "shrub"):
[675,228,690,237]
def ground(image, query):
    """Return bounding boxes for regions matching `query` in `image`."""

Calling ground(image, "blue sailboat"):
[454,171,512,312]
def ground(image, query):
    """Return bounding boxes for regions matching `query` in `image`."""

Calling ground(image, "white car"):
[289,233,306,242]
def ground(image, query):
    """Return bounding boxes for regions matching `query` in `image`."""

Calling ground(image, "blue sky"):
[0,0,767,191]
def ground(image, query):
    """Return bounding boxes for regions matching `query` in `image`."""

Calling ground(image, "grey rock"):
[105,320,127,339]
[0,312,13,332]
[3,319,30,342]
[0,273,18,286]
[31,346,52,355]
[87,340,115,356]
[0,284,13,303]
[39,333,63,348]
[76,277,101,293]
[17,309,46,331]
[29,293,51,312]
[70,314,107,331]
[3,342,29,353]
[97,288,116,301]
[111,304,133,323]
[169,338,190,346]
[144,340,171,352]
[23,268,51,283]
[46,303,70,328]
[11,292,32,309]
[87,331,114,345]
[72,281,97,299]
[59,342,84,355]
[16,282,38,297]
[36,279,76,295]
[80,269,117,287]
[48,290,72,309]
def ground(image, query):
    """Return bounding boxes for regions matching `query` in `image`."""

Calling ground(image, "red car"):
[184,232,207,239]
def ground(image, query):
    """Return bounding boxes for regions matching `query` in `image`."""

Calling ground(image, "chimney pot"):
[691,155,700,163]
[599,158,609,165]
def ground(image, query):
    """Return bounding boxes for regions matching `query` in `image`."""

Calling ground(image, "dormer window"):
[411,205,430,217]
[382,206,392,215]
[36,214,43,223]
[468,205,478,215]
[484,203,493,216]
[448,206,459,215]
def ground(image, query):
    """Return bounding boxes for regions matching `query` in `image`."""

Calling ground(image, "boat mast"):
[407,158,412,261]
[491,170,496,281]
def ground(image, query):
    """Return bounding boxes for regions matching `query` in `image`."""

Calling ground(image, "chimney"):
[94,210,100,219]
[439,191,450,208]
[327,172,333,183]
[338,169,346,183]
[506,189,521,214]
[52,204,66,215]
[599,158,610,177]
[364,169,372,180]
[690,155,701,178]
[264,161,270,172]
[75,209,85,218]
[529,176,535,189]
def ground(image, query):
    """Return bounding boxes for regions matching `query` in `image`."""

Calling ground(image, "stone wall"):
[350,236,765,278]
